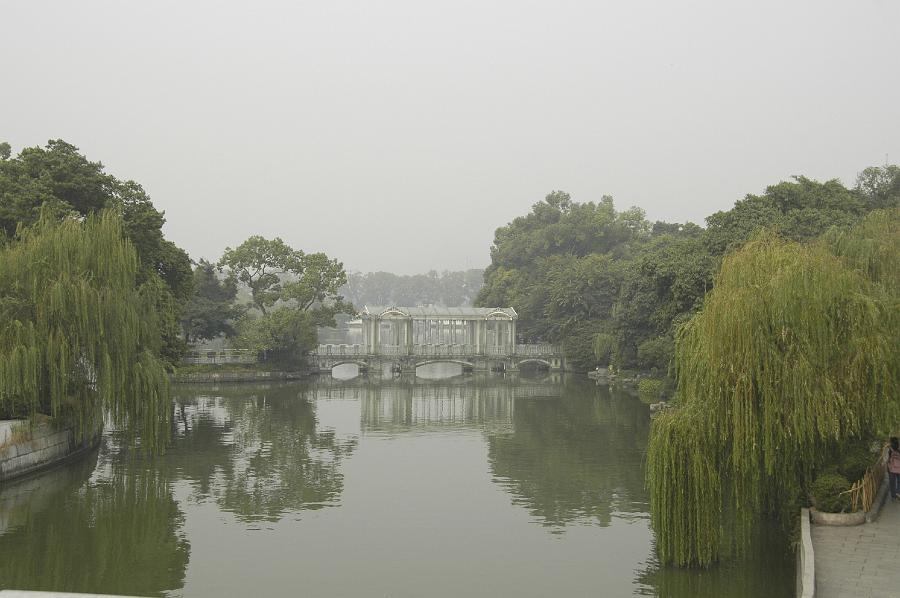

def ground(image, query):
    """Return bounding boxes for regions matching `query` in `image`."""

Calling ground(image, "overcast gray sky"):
[3,0,898,273]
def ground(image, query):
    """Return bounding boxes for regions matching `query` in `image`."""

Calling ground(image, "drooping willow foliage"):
[647,209,899,567]
[0,211,172,449]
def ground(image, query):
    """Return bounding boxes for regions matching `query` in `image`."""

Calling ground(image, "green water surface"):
[0,372,793,597]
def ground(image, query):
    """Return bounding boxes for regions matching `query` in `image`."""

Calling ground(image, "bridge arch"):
[327,360,370,370]
[516,358,553,370]
[414,359,475,370]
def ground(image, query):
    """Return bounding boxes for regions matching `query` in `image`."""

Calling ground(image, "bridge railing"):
[414,344,477,356]
[182,349,258,365]
[311,344,365,357]
[310,343,561,358]
[515,344,557,356]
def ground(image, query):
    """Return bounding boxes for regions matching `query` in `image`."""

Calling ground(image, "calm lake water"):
[0,371,793,597]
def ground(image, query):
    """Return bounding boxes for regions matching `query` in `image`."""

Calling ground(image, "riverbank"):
[0,419,101,483]
[170,360,313,383]
[171,369,309,383]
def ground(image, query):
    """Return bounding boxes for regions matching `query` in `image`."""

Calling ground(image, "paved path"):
[811,498,899,597]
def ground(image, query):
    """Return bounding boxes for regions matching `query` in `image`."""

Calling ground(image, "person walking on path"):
[887,436,900,501]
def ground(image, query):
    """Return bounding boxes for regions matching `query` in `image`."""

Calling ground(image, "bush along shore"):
[170,362,312,383]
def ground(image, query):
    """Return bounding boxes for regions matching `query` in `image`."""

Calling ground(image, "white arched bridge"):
[310,306,565,375]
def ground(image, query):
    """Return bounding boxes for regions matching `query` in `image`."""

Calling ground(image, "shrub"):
[810,473,853,513]
[638,378,664,403]
[835,444,875,484]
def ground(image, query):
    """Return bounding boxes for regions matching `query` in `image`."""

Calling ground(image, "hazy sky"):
[3,0,898,273]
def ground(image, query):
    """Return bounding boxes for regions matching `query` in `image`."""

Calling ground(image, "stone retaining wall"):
[797,507,816,598]
[0,419,100,483]
[171,370,308,384]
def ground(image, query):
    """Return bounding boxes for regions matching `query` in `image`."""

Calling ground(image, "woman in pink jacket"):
[887,436,900,501]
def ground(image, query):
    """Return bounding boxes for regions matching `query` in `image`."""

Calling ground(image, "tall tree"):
[281,253,347,311]
[181,260,244,344]
[647,210,899,567]
[0,140,193,363]
[221,236,349,362]
[702,176,866,255]
[0,211,172,446]
[855,164,900,210]
[218,236,301,315]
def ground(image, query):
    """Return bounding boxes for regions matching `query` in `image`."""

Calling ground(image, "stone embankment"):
[171,370,308,384]
[0,419,100,483]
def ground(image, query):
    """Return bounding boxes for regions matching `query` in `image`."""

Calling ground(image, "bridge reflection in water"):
[309,372,563,434]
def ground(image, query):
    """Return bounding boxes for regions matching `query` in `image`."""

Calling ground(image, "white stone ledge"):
[0,421,99,483]
[798,507,815,598]
[0,591,147,597]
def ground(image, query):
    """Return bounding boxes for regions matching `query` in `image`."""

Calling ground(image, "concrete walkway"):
[811,498,900,597]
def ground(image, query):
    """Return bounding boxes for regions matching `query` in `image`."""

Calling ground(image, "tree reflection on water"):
[487,379,651,528]
[0,446,190,597]
[170,383,358,522]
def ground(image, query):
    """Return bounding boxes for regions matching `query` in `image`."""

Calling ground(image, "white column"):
[362,318,368,351]
[405,319,413,355]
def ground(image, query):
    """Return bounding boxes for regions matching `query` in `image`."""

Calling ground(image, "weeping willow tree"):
[647,209,899,567]
[0,210,172,448]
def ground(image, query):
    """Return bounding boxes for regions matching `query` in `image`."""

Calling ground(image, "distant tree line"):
[340,269,484,308]
[476,167,900,371]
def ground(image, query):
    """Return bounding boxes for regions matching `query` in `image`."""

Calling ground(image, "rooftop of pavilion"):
[360,306,517,320]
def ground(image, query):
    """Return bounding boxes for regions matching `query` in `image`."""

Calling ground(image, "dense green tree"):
[181,260,244,344]
[611,232,713,368]
[0,140,192,302]
[480,168,894,372]
[647,210,899,567]
[702,176,866,255]
[220,236,349,362]
[485,193,644,273]
[0,211,172,445]
[232,309,318,364]
[218,236,301,315]
[0,140,193,363]
[855,164,900,210]
[280,251,354,326]
[477,192,664,368]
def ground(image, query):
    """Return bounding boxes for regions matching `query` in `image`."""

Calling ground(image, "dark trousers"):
[891,472,900,497]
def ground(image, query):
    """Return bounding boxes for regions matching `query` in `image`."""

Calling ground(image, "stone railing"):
[311,344,366,356]
[182,349,258,365]
[415,344,476,356]
[310,343,561,358]
[515,344,557,356]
